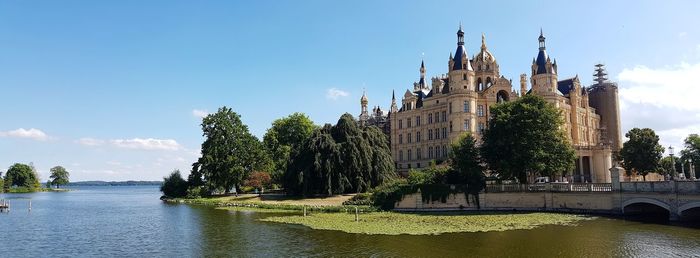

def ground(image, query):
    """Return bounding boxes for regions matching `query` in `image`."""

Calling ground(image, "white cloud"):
[110,138,182,151]
[326,88,350,100]
[192,109,209,118]
[617,62,700,152]
[77,137,105,146]
[0,128,49,141]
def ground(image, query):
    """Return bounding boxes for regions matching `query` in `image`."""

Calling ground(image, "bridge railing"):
[620,181,700,194]
[484,183,612,193]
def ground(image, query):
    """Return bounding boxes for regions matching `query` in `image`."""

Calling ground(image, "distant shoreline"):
[68,181,162,186]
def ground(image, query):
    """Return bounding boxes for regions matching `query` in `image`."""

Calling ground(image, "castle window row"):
[398,127,449,144]
[397,145,449,162]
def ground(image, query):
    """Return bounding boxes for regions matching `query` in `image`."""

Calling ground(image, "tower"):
[359,90,369,126]
[588,64,622,154]
[520,74,528,96]
[530,29,558,95]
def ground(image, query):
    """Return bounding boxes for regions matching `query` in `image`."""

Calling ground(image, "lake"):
[1,186,699,257]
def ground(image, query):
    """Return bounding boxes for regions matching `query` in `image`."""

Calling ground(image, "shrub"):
[342,193,373,206]
[186,186,206,198]
[161,170,188,198]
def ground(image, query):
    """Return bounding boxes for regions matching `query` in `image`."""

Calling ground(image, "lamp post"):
[669,145,676,180]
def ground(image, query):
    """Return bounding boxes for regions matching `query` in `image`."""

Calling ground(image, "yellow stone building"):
[359,27,621,183]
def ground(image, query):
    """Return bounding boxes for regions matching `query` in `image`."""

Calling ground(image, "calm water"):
[1,186,699,257]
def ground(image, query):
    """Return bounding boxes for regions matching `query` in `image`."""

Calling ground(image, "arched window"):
[486,64,490,70]
[497,90,509,103]
[477,78,483,91]
[486,77,492,87]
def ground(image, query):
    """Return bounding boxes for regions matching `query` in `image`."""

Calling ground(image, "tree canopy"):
[49,166,70,188]
[263,113,316,183]
[197,106,270,193]
[4,163,41,189]
[481,94,576,182]
[284,113,396,196]
[619,128,664,181]
[161,169,188,198]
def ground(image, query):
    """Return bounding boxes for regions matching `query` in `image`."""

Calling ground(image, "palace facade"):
[359,27,621,183]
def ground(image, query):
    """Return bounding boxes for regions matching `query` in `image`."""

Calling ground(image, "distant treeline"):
[69,181,162,186]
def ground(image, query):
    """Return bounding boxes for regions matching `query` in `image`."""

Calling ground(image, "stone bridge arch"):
[621,198,672,219]
[678,202,700,221]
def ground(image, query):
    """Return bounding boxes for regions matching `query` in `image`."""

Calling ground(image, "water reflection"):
[2,187,700,257]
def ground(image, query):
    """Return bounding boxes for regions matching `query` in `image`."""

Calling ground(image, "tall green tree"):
[4,163,40,189]
[49,166,70,188]
[450,133,486,201]
[284,114,396,196]
[619,128,664,181]
[263,113,316,184]
[481,95,576,183]
[680,134,700,178]
[197,106,269,194]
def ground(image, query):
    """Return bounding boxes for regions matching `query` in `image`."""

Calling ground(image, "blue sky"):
[1,1,699,181]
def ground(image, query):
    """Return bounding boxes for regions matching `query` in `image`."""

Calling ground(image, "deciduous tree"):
[481,95,576,183]
[197,106,269,194]
[263,113,316,184]
[619,128,664,181]
[49,166,70,188]
[4,163,40,189]
[450,133,485,199]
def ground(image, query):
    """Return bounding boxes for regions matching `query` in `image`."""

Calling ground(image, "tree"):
[197,106,269,194]
[0,172,4,192]
[680,134,700,178]
[619,128,664,181]
[284,114,396,196]
[161,170,188,198]
[450,133,486,200]
[658,156,676,176]
[481,95,576,183]
[46,180,52,189]
[244,171,272,191]
[49,166,70,188]
[4,163,40,189]
[263,113,316,184]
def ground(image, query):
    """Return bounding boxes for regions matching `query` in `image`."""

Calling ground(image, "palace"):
[359,27,622,183]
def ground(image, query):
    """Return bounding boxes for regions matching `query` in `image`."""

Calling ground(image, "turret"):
[448,24,475,92]
[520,74,528,96]
[530,29,558,94]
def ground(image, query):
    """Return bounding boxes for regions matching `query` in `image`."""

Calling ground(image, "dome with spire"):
[360,91,368,104]
[474,33,496,63]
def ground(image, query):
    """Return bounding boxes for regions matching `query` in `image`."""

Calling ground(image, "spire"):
[360,89,368,104]
[481,32,487,50]
[392,90,396,101]
[538,28,546,50]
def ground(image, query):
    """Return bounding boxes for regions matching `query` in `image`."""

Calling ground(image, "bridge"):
[394,167,700,221]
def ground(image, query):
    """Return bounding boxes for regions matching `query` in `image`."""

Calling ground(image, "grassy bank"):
[260,212,592,235]
[164,194,377,213]
[3,187,71,193]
